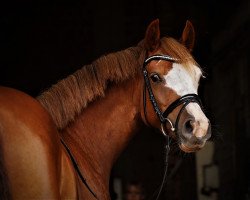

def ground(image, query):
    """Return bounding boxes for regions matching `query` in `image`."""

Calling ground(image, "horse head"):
[142,19,211,152]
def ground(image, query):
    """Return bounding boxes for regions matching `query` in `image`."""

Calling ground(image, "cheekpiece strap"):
[143,55,179,124]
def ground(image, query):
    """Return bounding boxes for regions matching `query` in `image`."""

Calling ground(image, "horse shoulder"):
[0,86,77,199]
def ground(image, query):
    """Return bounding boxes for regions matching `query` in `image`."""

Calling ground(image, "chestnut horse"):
[0,20,211,199]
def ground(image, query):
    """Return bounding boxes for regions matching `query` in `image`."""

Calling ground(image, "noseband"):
[143,55,202,135]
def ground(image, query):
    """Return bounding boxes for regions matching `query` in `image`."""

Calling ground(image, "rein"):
[60,139,98,199]
[143,54,202,199]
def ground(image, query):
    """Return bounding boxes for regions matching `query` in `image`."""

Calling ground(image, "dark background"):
[1,0,250,199]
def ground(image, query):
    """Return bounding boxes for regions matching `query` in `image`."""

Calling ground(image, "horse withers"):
[0,19,211,199]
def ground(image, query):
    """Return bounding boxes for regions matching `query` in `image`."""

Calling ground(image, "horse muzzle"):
[179,117,211,152]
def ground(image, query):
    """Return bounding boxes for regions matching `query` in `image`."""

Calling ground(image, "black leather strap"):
[143,69,166,123]
[60,138,98,199]
[163,94,201,118]
[165,94,202,132]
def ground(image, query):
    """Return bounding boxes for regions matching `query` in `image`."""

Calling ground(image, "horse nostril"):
[184,120,194,133]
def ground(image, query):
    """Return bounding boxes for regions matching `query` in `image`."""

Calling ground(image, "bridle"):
[143,54,202,199]
[143,54,202,134]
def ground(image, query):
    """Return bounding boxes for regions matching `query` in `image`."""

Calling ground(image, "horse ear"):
[180,20,195,52]
[144,19,160,51]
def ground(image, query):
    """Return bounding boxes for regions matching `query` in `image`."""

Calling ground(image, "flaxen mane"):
[37,38,196,130]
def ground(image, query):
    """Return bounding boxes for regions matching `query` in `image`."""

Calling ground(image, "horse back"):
[0,86,77,199]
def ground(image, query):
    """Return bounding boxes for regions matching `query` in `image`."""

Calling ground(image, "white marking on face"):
[164,63,201,96]
[164,63,208,137]
[186,103,209,137]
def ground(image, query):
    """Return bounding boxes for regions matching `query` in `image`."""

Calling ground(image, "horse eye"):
[150,73,162,83]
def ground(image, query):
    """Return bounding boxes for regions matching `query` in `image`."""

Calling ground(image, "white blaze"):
[164,63,209,137]
[164,63,200,96]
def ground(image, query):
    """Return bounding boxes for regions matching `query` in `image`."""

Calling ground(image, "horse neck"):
[61,76,143,195]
